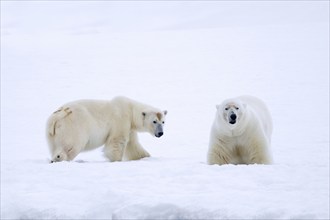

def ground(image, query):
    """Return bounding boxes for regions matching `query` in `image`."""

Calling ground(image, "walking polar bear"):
[46,96,167,163]
[207,95,273,165]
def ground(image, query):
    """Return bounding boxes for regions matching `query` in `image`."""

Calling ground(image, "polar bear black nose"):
[230,114,237,120]
[156,132,163,137]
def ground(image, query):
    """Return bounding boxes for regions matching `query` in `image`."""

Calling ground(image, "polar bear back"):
[238,95,273,140]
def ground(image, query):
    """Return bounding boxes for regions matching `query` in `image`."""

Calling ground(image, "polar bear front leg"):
[248,137,272,164]
[207,139,231,165]
[104,135,128,162]
[207,149,231,165]
[123,132,150,161]
[207,149,222,165]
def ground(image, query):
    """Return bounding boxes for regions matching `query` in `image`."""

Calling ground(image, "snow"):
[1,1,329,219]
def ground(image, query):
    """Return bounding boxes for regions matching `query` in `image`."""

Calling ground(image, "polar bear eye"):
[153,120,157,124]
[235,107,239,110]
[162,121,165,124]
[225,107,229,111]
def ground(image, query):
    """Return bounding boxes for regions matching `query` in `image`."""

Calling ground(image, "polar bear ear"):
[163,110,167,115]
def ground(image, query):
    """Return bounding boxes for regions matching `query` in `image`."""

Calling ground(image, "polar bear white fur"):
[46,96,167,163]
[207,95,273,165]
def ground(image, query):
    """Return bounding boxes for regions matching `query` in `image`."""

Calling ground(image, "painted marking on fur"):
[156,112,162,120]
[50,107,72,136]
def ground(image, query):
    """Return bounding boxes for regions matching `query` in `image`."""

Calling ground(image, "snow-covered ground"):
[1,1,329,219]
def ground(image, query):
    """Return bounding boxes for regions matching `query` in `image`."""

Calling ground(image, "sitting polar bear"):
[207,95,273,165]
[46,96,167,163]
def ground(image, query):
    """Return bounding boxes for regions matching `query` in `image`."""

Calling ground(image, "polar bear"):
[46,96,167,163]
[207,95,273,165]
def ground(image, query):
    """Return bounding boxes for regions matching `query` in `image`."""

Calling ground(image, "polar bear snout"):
[229,113,237,124]
[156,132,164,138]
[155,124,164,138]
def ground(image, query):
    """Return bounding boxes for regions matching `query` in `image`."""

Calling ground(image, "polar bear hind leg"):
[50,133,88,162]
[48,109,88,162]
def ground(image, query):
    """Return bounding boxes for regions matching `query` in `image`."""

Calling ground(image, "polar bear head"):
[142,110,167,138]
[217,99,247,129]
